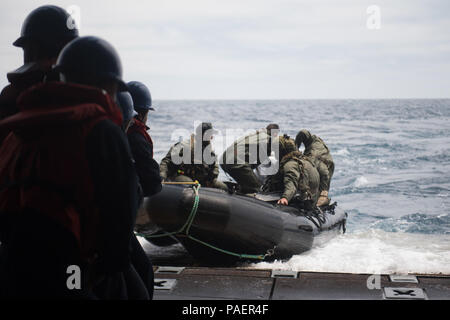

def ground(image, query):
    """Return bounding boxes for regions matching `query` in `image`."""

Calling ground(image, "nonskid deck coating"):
[152,266,450,300]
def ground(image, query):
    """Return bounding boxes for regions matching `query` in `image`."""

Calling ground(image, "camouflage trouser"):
[220,163,261,194]
[317,160,334,192]
[172,175,228,191]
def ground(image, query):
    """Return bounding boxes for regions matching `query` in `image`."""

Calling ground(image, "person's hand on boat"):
[278,198,289,205]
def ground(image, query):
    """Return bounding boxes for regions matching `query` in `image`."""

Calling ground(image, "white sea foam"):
[250,229,450,275]
[334,148,350,156]
[353,176,369,187]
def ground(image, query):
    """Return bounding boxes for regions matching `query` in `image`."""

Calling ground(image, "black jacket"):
[127,128,162,198]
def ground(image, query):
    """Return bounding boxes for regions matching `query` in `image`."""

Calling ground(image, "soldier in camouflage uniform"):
[263,135,321,209]
[221,124,278,194]
[295,129,334,206]
[160,123,227,190]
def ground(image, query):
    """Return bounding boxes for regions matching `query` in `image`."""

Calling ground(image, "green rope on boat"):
[137,183,273,260]
[184,234,270,260]
[135,184,200,239]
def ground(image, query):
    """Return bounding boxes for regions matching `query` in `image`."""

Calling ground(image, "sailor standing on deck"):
[0,5,79,145]
[295,129,334,207]
[117,91,156,299]
[126,81,162,198]
[0,36,148,299]
[124,83,162,298]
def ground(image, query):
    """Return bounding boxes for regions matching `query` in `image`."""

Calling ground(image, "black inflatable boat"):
[143,184,347,264]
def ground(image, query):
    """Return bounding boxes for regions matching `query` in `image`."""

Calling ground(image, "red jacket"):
[128,118,153,157]
[0,82,123,261]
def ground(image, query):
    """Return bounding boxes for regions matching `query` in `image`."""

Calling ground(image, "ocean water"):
[146,99,450,275]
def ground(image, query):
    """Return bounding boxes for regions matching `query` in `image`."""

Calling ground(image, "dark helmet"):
[266,123,279,131]
[266,123,280,137]
[13,5,79,48]
[127,81,155,111]
[195,122,218,137]
[295,129,312,147]
[117,92,137,123]
[54,36,127,91]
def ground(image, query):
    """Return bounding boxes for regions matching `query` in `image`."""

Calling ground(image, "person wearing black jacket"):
[127,81,162,198]
[117,91,156,299]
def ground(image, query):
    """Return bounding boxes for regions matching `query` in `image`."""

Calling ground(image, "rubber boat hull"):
[144,185,347,264]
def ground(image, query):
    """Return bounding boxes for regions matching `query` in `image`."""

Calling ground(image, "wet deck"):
[152,266,450,300]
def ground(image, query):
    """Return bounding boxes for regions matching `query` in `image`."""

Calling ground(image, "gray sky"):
[1,0,449,99]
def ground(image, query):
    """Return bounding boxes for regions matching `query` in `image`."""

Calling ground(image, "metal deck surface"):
[152,266,450,300]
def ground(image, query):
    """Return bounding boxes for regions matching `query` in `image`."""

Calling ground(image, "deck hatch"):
[389,274,419,283]
[383,287,426,300]
[155,266,186,274]
[154,279,177,290]
[271,270,298,279]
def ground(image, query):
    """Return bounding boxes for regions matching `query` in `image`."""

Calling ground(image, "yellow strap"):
[162,181,200,185]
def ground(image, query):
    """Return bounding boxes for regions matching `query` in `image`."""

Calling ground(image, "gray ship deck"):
[152,266,450,300]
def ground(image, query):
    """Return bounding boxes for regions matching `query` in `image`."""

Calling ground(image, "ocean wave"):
[353,176,369,188]
[250,229,450,274]
[370,213,450,235]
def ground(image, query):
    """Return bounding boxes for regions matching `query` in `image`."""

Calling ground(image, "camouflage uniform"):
[160,135,227,190]
[221,128,273,194]
[264,151,320,209]
[296,129,334,193]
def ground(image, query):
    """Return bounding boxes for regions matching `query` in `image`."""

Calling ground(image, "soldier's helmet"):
[196,122,218,139]
[266,123,280,136]
[13,5,79,48]
[54,36,128,91]
[127,81,155,111]
[295,129,312,148]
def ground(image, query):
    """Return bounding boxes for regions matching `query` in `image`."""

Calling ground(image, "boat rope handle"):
[135,183,201,239]
[137,183,274,260]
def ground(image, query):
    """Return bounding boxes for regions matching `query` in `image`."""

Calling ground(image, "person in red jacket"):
[0,36,147,299]
[0,5,79,145]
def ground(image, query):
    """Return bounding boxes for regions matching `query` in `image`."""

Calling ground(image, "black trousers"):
[130,234,154,299]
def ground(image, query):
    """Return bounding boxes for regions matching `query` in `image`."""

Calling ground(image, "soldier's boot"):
[317,190,330,207]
